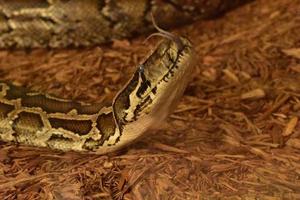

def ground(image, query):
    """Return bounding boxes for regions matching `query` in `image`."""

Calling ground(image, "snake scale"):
[0,0,248,154]
[0,0,250,48]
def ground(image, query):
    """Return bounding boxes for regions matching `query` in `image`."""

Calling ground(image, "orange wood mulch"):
[0,0,300,199]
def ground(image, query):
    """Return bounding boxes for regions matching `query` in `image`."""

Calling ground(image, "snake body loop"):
[0,0,249,48]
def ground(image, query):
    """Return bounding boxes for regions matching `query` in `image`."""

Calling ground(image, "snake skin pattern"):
[0,1,250,153]
[0,0,250,48]
[0,32,194,153]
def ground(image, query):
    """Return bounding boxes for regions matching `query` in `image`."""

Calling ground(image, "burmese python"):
[0,0,248,154]
[0,26,194,154]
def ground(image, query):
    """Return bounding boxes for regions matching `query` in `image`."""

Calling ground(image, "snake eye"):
[138,64,145,74]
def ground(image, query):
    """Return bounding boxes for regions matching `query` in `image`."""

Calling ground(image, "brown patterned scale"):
[0,82,119,151]
[0,0,248,48]
[0,31,194,154]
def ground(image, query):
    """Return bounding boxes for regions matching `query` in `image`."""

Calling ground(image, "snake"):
[0,0,248,154]
[0,0,249,48]
[0,23,194,154]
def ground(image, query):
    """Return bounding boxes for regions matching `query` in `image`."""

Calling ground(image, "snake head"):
[112,35,194,146]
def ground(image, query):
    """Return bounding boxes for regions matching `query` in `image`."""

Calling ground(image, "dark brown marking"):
[152,86,157,95]
[22,94,78,114]
[0,102,14,120]
[2,82,106,115]
[133,96,152,120]
[12,111,44,134]
[49,118,92,136]
[136,72,151,98]
[8,0,50,8]
[4,83,28,100]
[21,94,106,115]
[96,112,116,145]
[77,103,110,115]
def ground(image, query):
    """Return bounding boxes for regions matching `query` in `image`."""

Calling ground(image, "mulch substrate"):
[0,0,300,199]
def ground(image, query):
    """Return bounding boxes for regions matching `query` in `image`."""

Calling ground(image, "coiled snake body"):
[0,32,194,154]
